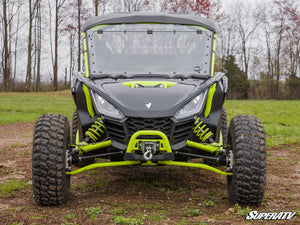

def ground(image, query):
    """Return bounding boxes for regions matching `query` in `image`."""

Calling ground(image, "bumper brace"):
[67,130,232,176]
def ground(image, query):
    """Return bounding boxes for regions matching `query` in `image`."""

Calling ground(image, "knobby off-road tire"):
[71,109,95,167]
[32,114,70,206]
[203,107,227,166]
[227,115,266,206]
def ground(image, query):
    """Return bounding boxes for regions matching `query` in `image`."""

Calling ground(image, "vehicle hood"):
[98,81,196,118]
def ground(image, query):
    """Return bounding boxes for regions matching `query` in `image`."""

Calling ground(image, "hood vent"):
[122,81,176,88]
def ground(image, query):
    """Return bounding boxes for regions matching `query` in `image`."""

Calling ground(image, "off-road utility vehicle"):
[32,13,266,206]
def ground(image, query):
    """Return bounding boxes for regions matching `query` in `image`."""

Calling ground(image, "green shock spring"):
[84,118,106,142]
[193,118,213,143]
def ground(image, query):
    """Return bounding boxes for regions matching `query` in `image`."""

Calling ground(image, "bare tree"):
[1,0,22,91]
[117,0,149,12]
[94,0,108,16]
[231,1,260,82]
[217,12,238,70]
[77,0,81,72]
[48,0,66,91]
[25,0,34,92]
[35,0,42,91]
[2,0,10,91]
[11,10,20,91]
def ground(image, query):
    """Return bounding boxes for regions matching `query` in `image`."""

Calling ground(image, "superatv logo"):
[245,211,296,220]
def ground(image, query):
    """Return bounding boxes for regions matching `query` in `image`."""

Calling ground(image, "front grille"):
[104,120,126,143]
[127,117,172,138]
[105,117,194,148]
[172,119,194,143]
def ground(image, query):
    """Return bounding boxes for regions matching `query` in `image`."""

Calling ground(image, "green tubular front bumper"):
[66,130,232,176]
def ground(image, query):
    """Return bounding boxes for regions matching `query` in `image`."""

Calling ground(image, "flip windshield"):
[86,23,213,77]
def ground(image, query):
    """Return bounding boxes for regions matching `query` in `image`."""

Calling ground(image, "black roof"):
[82,12,217,33]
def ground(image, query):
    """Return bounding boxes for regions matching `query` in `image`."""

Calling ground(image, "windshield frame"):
[84,23,215,78]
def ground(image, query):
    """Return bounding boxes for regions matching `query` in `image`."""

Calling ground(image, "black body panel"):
[72,73,226,152]
[74,72,225,120]
[72,81,97,135]
[101,81,196,118]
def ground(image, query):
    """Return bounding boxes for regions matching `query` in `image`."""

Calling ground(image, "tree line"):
[0,0,299,99]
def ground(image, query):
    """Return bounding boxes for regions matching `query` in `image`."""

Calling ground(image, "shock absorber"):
[84,118,106,143]
[193,118,214,143]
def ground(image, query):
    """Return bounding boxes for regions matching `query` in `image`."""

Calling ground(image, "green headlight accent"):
[66,161,140,176]
[126,130,172,153]
[77,140,112,153]
[204,83,216,118]
[158,161,232,176]
[122,81,177,88]
[82,84,95,118]
[83,32,89,77]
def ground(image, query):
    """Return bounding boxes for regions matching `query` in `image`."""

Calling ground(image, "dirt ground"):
[0,122,299,225]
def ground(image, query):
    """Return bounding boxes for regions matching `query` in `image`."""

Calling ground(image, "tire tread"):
[32,114,70,206]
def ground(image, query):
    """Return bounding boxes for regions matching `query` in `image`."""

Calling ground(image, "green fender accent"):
[66,161,140,176]
[123,81,177,88]
[204,83,216,118]
[83,32,89,77]
[186,140,220,153]
[126,130,172,153]
[78,140,112,153]
[82,84,95,118]
[158,161,232,176]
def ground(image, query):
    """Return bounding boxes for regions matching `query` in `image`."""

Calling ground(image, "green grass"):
[184,207,202,217]
[110,208,127,215]
[112,216,143,225]
[0,91,299,146]
[0,91,75,124]
[233,203,252,216]
[0,179,31,196]
[63,212,77,220]
[224,100,300,146]
[85,206,103,220]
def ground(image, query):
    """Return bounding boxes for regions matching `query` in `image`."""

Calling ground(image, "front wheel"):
[32,114,70,205]
[227,115,266,206]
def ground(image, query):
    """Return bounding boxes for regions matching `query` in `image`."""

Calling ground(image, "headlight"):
[175,90,208,119]
[91,92,123,119]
